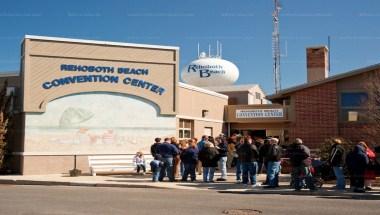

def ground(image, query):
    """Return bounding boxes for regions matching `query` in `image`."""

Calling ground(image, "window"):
[340,92,368,122]
[341,92,368,107]
[178,119,193,140]
[255,92,261,100]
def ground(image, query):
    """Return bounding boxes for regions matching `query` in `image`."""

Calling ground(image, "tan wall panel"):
[178,86,227,120]
[193,120,224,138]
[221,91,248,105]
[22,38,178,115]
[22,155,91,175]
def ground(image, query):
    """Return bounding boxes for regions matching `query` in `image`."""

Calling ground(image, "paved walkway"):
[0,172,380,199]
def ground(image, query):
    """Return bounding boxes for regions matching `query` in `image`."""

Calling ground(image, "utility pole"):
[273,0,281,93]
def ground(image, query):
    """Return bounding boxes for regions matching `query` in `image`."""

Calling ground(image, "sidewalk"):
[0,173,379,199]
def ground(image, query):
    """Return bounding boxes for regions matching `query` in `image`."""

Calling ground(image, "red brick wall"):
[288,82,338,149]
[339,123,374,145]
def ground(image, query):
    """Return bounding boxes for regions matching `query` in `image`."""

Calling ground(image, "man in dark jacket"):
[157,137,179,182]
[237,136,260,187]
[180,140,199,182]
[287,138,315,191]
[254,138,265,174]
[150,137,161,158]
[198,142,219,182]
[259,138,271,185]
[264,138,282,188]
[328,138,346,190]
[346,143,369,193]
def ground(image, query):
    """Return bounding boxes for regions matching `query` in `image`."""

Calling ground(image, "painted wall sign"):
[22,36,178,115]
[236,108,284,119]
[41,64,166,95]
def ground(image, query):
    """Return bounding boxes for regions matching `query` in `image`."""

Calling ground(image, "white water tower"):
[181,42,239,87]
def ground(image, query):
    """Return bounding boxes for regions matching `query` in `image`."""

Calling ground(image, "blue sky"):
[1,0,379,93]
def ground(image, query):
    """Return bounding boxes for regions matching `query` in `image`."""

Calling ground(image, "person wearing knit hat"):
[329,138,346,191]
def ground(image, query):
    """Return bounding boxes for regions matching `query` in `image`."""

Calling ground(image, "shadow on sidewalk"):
[217,188,380,200]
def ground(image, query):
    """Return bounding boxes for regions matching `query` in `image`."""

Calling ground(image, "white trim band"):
[25,35,179,50]
[178,82,229,99]
[176,115,224,123]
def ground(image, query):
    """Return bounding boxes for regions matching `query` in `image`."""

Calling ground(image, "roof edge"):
[179,82,229,99]
[266,62,380,100]
[24,35,180,50]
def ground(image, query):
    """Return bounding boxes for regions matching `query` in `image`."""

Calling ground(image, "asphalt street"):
[0,185,378,215]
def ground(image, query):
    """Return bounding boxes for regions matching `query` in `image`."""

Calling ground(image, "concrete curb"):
[0,178,379,199]
[0,179,171,190]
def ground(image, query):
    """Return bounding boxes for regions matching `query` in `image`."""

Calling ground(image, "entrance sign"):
[236,108,284,119]
[21,35,179,115]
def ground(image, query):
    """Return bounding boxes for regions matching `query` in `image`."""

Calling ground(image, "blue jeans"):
[218,156,228,179]
[267,161,281,187]
[152,167,161,182]
[182,163,196,181]
[203,167,216,182]
[257,161,264,174]
[333,166,346,190]
[236,160,242,180]
[242,161,258,185]
[180,162,185,176]
[159,157,174,181]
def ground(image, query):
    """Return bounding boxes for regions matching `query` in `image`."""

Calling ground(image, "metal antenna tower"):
[272,0,281,93]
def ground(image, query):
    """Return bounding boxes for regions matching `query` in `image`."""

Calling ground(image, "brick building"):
[267,46,380,148]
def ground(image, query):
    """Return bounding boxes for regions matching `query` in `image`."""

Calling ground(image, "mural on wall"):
[24,92,176,154]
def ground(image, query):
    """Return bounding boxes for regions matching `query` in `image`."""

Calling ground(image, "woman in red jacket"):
[360,142,376,191]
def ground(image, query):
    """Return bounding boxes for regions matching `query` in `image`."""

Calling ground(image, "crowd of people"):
[137,134,283,188]
[329,138,377,193]
[132,134,378,192]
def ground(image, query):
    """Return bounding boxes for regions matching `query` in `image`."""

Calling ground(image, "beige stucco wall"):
[22,36,179,115]
[22,155,91,175]
[192,120,225,138]
[177,83,227,138]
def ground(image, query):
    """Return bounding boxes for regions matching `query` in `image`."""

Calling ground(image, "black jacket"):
[265,144,282,162]
[259,143,271,162]
[237,143,259,162]
[199,147,220,167]
[217,141,228,157]
[287,143,310,166]
[150,143,160,157]
[329,144,345,167]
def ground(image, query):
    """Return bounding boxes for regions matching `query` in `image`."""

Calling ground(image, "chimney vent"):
[307,46,329,83]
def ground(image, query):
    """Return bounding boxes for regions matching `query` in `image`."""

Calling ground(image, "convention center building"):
[1,35,378,174]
